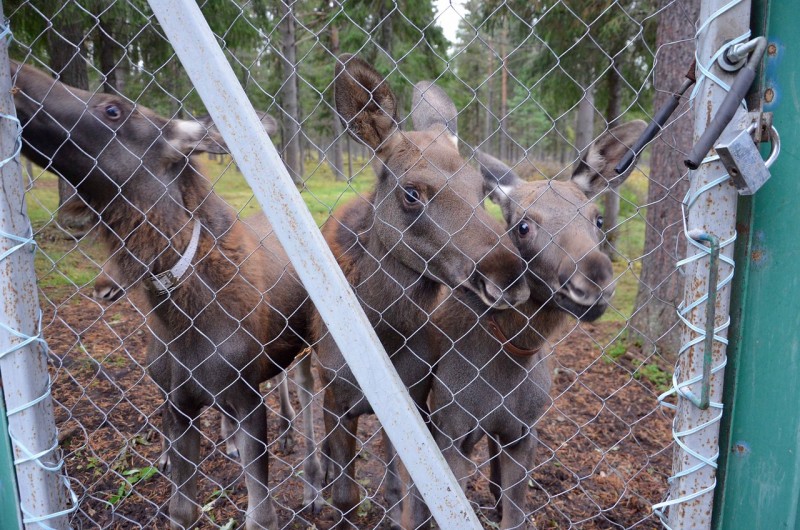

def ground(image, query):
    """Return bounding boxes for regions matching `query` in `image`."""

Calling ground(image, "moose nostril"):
[472,275,489,298]
[570,284,586,300]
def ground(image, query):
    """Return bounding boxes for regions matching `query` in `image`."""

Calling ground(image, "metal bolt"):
[764,88,775,103]
[767,43,777,56]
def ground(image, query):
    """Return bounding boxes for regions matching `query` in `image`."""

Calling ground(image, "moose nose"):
[557,252,613,306]
[473,272,530,309]
[471,250,530,309]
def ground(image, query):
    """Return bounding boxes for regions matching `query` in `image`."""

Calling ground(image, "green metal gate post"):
[0,392,22,529]
[713,1,800,527]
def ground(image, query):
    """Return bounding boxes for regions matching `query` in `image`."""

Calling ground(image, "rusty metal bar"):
[0,8,71,529]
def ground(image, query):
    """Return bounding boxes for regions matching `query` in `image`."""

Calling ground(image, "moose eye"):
[105,104,122,120]
[596,215,604,229]
[518,220,531,236]
[403,186,421,205]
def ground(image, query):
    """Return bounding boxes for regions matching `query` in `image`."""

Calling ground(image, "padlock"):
[716,124,773,196]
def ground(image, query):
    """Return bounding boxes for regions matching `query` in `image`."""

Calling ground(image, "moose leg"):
[230,388,278,530]
[164,401,202,530]
[277,373,296,452]
[497,434,536,530]
[387,348,436,529]
[487,436,502,505]
[401,426,475,530]
[294,354,323,513]
[383,436,406,530]
[219,414,240,460]
[323,388,361,528]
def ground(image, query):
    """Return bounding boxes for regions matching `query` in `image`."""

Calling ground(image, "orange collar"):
[486,315,542,357]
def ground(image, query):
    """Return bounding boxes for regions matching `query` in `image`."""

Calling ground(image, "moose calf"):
[12,62,319,529]
[403,121,647,529]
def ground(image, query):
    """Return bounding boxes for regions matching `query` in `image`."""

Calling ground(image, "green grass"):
[602,334,629,363]
[203,154,376,225]
[25,156,648,318]
[633,362,671,392]
[35,248,104,290]
[599,168,648,323]
[24,154,378,295]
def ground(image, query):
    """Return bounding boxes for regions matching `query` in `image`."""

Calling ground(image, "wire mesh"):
[4,0,703,528]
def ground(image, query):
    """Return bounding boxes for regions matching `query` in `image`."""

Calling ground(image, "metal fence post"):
[146,1,481,528]
[0,7,70,528]
[661,0,753,527]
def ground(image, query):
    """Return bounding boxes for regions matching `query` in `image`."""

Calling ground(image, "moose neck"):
[96,160,233,290]
[487,298,566,359]
[330,195,442,337]
[364,230,440,334]
[439,294,565,365]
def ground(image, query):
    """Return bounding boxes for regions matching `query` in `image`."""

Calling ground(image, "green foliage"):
[603,336,628,363]
[202,488,233,522]
[108,466,158,505]
[7,0,657,163]
[633,362,671,392]
[356,496,373,518]
[450,0,657,160]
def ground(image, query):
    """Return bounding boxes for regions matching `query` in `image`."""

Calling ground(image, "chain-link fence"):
[3,0,708,528]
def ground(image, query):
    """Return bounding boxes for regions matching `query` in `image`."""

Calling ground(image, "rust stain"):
[751,249,764,262]
[732,441,751,456]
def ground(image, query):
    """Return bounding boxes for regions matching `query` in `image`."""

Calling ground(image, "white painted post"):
[664,0,752,528]
[0,7,71,528]
[146,1,480,528]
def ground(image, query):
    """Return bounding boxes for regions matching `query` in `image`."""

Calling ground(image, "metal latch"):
[685,37,767,170]
[716,113,780,195]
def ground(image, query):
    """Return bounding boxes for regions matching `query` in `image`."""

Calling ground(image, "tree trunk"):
[365,0,393,64]
[115,53,128,94]
[631,0,700,358]
[96,20,120,94]
[605,59,623,129]
[603,60,623,258]
[169,60,183,118]
[48,19,88,89]
[329,24,346,181]
[484,46,495,154]
[48,6,90,235]
[574,84,595,155]
[279,0,303,185]
[499,25,509,162]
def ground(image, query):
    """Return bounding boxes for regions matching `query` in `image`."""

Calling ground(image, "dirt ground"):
[43,283,674,530]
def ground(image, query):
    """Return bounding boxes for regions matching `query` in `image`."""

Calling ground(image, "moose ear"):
[475,151,522,222]
[164,118,226,156]
[570,120,648,197]
[334,54,398,152]
[188,112,278,155]
[255,112,279,136]
[411,81,458,147]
